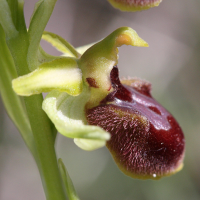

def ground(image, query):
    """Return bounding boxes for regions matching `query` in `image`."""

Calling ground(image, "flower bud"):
[108,0,163,12]
[86,66,185,179]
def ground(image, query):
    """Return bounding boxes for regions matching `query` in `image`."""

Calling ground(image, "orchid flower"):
[12,27,185,180]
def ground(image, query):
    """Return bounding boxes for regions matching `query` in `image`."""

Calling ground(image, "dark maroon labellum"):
[86,66,185,179]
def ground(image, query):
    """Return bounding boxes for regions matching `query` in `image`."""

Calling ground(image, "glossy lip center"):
[102,66,171,131]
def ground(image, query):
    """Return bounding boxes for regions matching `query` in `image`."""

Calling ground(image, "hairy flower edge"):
[86,66,185,179]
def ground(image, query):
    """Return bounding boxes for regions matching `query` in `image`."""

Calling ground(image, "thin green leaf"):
[29,0,43,23]
[0,25,36,157]
[0,0,18,39]
[6,0,18,28]
[27,0,57,71]
[16,0,27,33]
[58,158,80,200]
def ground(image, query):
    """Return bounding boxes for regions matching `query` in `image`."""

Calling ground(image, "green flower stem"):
[24,95,67,200]
[6,35,67,200]
[0,1,67,199]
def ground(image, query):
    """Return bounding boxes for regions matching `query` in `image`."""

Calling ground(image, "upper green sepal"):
[79,27,148,108]
[12,57,82,96]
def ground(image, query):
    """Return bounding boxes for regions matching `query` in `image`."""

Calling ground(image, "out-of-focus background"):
[0,0,200,199]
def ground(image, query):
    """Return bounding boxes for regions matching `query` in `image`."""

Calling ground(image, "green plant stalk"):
[0,0,67,199]
[6,35,67,200]
[24,95,67,200]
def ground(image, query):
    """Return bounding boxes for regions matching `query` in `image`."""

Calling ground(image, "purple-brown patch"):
[86,66,185,179]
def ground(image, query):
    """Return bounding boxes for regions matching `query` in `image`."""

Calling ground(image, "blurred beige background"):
[0,0,200,199]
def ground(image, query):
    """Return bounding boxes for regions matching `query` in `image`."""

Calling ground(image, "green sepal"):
[42,88,110,151]
[12,57,83,96]
[79,27,148,108]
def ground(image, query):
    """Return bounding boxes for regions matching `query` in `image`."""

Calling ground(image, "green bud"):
[108,0,162,12]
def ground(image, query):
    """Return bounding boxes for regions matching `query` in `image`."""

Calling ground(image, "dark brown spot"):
[86,77,99,88]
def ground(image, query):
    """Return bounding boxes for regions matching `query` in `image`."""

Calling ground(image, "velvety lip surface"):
[86,66,185,179]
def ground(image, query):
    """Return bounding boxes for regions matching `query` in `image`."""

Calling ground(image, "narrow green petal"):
[42,31,80,58]
[12,57,82,96]
[108,0,162,12]
[80,26,148,108]
[42,88,110,150]
[58,159,80,200]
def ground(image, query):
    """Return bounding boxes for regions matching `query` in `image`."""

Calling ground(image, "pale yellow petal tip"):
[116,34,148,47]
[115,27,149,47]
[12,58,83,97]
[108,0,162,12]
[12,78,32,96]
[130,36,149,47]
[74,138,107,151]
